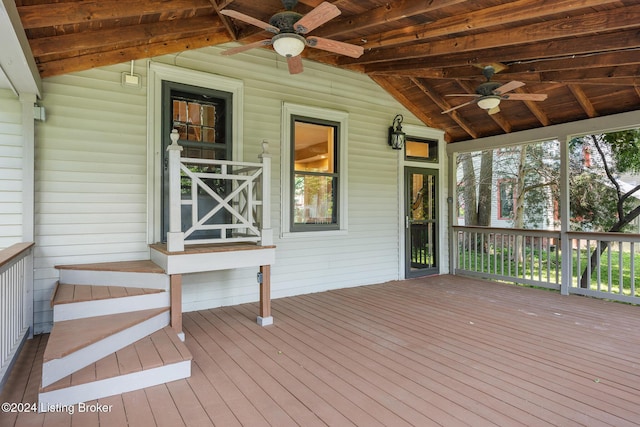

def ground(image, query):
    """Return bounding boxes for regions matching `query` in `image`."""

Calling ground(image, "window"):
[405,137,438,162]
[497,179,515,219]
[281,103,348,237]
[291,118,338,230]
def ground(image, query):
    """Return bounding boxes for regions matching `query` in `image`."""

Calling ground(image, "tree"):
[458,150,493,227]
[572,129,640,287]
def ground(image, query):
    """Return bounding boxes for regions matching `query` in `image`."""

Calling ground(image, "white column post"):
[259,140,273,246]
[560,134,571,295]
[166,130,184,252]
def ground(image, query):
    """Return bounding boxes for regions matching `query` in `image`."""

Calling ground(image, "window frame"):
[497,178,516,220]
[281,103,348,238]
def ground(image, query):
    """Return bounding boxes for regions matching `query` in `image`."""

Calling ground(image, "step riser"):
[53,292,170,322]
[39,360,191,410]
[42,311,170,387]
[58,270,169,290]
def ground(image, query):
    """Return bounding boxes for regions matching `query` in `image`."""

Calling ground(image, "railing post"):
[23,249,33,339]
[259,140,273,246]
[166,129,185,252]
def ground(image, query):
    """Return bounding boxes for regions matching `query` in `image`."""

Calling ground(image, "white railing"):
[0,242,34,390]
[453,226,562,290]
[454,226,640,304]
[567,231,640,304]
[166,130,272,252]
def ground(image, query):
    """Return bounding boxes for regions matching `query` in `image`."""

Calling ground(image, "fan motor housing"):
[476,81,501,96]
[270,11,303,32]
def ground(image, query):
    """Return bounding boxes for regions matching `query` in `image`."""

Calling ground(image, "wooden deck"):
[2,275,640,426]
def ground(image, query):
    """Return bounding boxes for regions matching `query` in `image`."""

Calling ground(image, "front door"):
[161,81,232,242]
[405,167,438,277]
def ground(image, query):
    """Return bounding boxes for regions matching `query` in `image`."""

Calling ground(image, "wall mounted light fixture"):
[388,114,406,150]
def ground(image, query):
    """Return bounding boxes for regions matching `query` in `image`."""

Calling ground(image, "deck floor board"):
[3,275,640,426]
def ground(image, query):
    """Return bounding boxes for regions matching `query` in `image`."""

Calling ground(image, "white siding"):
[0,89,23,249]
[162,46,409,310]
[32,47,444,331]
[34,64,149,333]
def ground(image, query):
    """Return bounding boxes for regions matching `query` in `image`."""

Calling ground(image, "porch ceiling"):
[12,0,640,143]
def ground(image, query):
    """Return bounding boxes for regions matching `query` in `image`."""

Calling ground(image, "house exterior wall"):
[30,45,439,333]
[0,89,24,248]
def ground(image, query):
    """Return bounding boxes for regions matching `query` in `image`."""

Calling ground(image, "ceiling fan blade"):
[220,9,280,34]
[445,94,482,98]
[306,37,364,58]
[493,80,525,95]
[441,99,477,114]
[488,105,501,115]
[294,2,341,34]
[502,93,548,101]
[287,55,304,74]
[220,39,273,56]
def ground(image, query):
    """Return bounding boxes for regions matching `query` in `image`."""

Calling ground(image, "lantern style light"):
[388,114,406,150]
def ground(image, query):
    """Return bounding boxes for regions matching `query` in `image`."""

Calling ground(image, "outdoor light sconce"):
[388,114,406,150]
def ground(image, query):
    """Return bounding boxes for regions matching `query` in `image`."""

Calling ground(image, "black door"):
[161,81,232,242]
[405,167,438,277]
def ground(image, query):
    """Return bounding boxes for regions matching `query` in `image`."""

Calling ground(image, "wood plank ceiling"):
[14,0,640,143]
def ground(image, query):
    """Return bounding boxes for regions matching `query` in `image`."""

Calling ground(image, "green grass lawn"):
[457,244,640,297]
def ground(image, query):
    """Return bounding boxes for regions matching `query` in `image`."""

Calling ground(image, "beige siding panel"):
[0,89,23,249]
[34,62,148,333]
[32,48,440,332]
[156,46,411,310]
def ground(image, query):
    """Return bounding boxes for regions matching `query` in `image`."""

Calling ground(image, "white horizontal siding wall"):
[34,63,149,333]
[0,89,23,249]
[162,46,411,310]
[33,46,441,328]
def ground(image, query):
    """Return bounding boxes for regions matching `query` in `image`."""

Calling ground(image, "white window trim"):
[281,102,348,239]
[146,61,244,244]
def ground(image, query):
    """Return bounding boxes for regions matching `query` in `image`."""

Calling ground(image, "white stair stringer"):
[41,310,170,388]
[39,359,191,409]
[58,269,169,290]
[53,290,170,322]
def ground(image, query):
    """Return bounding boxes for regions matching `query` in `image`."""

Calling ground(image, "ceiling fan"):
[442,65,548,115]
[220,0,364,74]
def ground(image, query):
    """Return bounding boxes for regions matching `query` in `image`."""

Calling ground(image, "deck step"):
[39,326,191,408]
[42,308,170,387]
[52,283,170,321]
[56,260,169,290]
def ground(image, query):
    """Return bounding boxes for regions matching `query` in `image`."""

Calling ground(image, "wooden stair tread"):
[41,327,192,392]
[55,260,165,274]
[52,283,164,306]
[43,308,169,362]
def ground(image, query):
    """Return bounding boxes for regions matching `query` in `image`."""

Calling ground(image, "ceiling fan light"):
[477,96,501,110]
[272,33,306,57]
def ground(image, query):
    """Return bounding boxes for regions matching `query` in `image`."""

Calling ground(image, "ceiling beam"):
[353,0,621,51]
[363,29,640,74]
[37,32,231,77]
[209,0,238,40]
[568,85,598,118]
[512,88,550,127]
[344,4,640,66]
[17,0,214,29]
[411,78,478,139]
[369,75,447,141]
[311,0,467,38]
[30,16,225,63]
